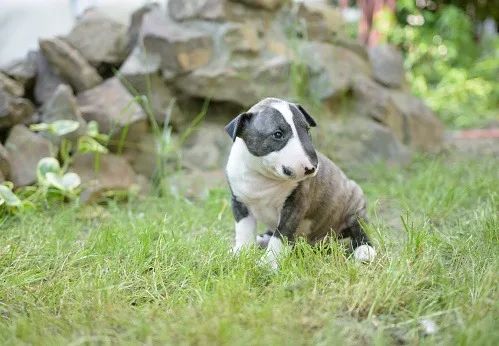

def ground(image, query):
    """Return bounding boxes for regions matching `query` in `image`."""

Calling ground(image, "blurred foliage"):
[378,0,498,128]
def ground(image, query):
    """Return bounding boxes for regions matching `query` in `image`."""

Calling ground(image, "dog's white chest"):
[232,176,296,229]
[227,170,296,229]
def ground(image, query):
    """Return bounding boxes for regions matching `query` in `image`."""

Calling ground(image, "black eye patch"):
[239,108,293,157]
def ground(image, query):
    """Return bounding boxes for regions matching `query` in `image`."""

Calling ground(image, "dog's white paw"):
[256,233,272,249]
[353,245,377,262]
[257,253,279,272]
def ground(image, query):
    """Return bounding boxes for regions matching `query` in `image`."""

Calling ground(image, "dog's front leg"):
[231,195,256,253]
[261,188,306,271]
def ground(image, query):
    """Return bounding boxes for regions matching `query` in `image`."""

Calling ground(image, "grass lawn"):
[0,153,497,345]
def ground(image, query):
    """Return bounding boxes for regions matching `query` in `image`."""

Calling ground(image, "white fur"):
[232,215,257,252]
[269,101,315,179]
[259,236,284,271]
[353,245,377,262]
[227,138,297,229]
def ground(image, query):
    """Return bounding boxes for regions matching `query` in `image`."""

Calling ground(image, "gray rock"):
[294,2,345,43]
[168,169,226,199]
[168,0,226,21]
[351,75,407,143]
[368,44,405,88]
[300,42,372,102]
[140,10,214,74]
[41,84,87,140]
[0,143,10,180]
[34,51,64,104]
[230,0,285,10]
[174,56,291,107]
[122,133,161,178]
[390,90,444,152]
[223,22,262,53]
[65,9,128,66]
[70,153,137,203]
[0,72,24,97]
[77,77,147,138]
[0,89,35,129]
[0,51,37,90]
[351,75,443,152]
[316,118,412,169]
[4,125,52,187]
[128,3,160,51]
[39,38,102,92]
[119,47,182,126]
[181,123,232,170]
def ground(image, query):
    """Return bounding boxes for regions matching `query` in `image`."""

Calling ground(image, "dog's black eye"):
[273,131,283,139]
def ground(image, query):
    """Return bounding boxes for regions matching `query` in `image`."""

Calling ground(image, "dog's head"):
[225,98,318,181]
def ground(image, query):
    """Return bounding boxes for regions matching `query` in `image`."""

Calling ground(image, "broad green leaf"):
[37,157,61,184]
[49,120,80,136]
[30,123,50,132]
[78,136,109,154]
[30,120,79,136]
[0,184,22,207]
[45,172,81,192]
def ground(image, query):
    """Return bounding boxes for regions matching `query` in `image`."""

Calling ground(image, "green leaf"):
[37,157,61,184]
[30,120,80,137]
[0,184,22,207]
[49,120,80,136]
[45,172,81,192]
[78,136,109,154]
[30,123,50,132]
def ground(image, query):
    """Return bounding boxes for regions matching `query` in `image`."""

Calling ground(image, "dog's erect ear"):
[296,104,317,127]
[224,112,252,141]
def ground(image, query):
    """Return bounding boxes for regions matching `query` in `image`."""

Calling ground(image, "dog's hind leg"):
[344,219,376,262]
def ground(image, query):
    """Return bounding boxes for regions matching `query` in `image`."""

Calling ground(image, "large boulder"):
[368,44,405,88]
[34,51,64,104]
[70,153,138,203]
[119,47,182,126]
[316,118,412,169]
[351,75,443,152]
[41,84,87,140]
[174,56,292,107]
[0,89,35,129]
[140,10,214,75]
[168,0,226,21]
[77,77,147,142]
[390,91,444,152]
[65,9,128,66]
[39,38,102,92]
[4,125,52,187]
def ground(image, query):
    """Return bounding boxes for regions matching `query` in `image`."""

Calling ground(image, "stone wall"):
[0,0,443,199]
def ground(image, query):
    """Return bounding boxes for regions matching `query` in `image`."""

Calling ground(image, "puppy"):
[225,98,376,270]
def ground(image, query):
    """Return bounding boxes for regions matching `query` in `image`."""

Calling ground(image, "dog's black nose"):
[304,166,316,175]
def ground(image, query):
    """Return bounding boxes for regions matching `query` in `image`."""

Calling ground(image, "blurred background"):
[0,0,497,201]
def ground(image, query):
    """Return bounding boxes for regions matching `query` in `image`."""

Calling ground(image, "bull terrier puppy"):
[225,98,376,270]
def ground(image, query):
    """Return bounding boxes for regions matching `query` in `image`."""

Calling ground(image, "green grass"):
[0,154,497,345]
